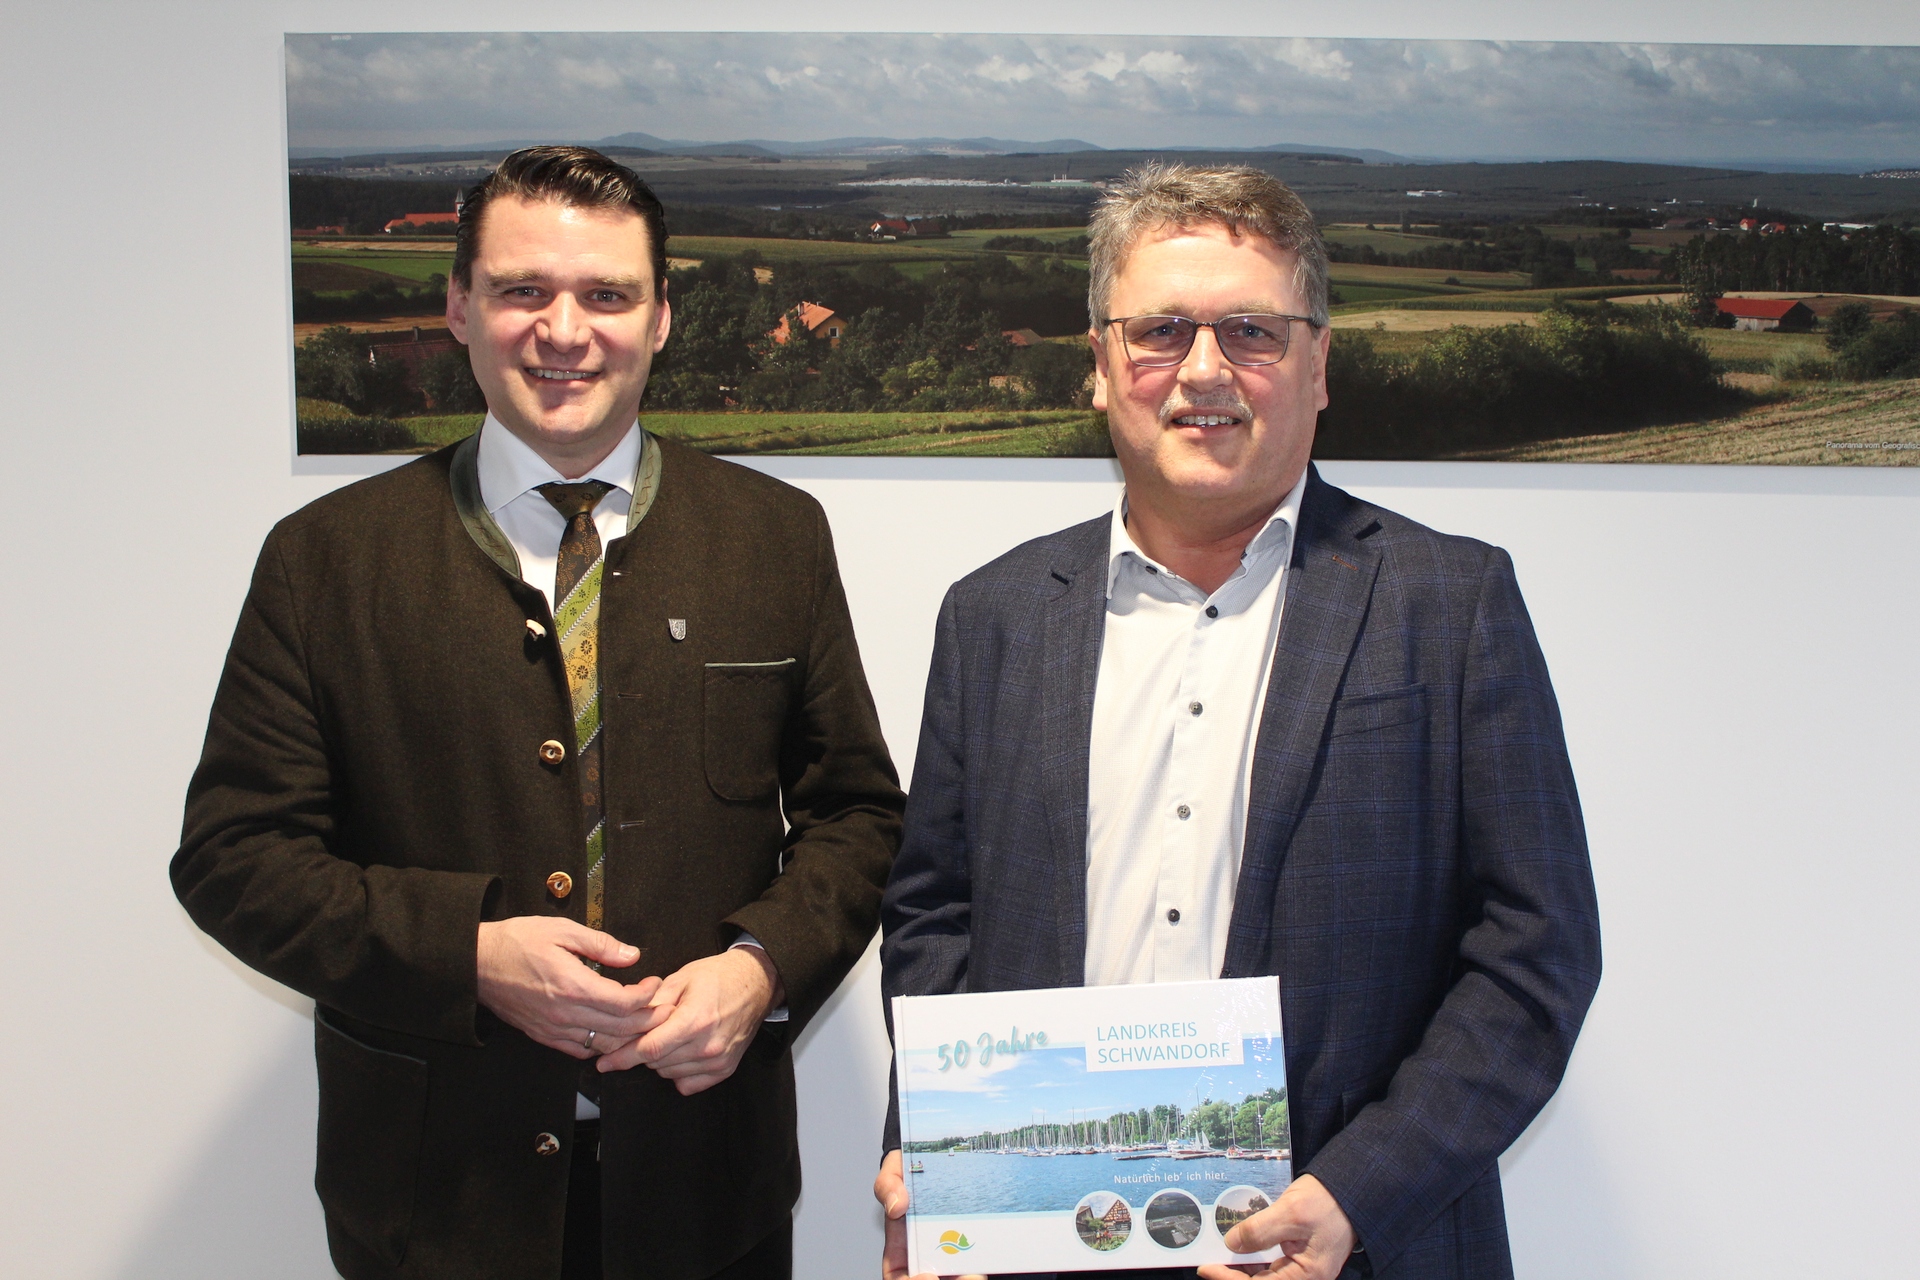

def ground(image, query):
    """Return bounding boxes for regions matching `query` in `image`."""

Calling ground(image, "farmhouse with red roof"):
[384,211,461,233]
[770,302,847,347]
[1715,298,1815,332]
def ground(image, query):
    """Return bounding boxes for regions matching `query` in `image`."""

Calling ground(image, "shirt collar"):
[1106,466,1309,599]
[475,414,641,517]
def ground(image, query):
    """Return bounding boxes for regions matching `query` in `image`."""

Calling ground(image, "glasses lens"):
[1217,316,1292,364]
[1120,316,1196,365]
[1117,315,1297,366]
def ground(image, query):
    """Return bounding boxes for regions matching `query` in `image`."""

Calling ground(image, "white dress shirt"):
[1083,467,1309,988]
[475,417,782,1123]
[475,414,640,611]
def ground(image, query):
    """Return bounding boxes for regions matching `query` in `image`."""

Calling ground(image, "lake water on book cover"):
[910,1151,1293,1214]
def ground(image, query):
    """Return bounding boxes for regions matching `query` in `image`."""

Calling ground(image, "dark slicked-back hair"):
[1087,162,1329,328]
[452,145,668,296]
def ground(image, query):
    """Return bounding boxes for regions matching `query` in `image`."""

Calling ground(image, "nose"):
[536,291,589,353]
[1176,324,1232,390]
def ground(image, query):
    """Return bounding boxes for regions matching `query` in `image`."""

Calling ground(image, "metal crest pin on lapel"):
[668,618,687,641]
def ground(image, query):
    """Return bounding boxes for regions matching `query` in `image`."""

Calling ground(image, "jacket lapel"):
[1223,470,1383,978]
[1038,520,1109,988]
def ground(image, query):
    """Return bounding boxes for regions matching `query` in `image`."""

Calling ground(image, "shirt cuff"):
[729,934,790,1023]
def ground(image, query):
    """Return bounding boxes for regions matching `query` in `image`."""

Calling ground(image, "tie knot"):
[537,480,615,522]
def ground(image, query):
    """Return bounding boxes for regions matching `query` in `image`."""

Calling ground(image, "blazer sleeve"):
[170,529,498,1045]
[874,584,977,1150]
[722,502,906,1036]
[1301,548,1603,1271]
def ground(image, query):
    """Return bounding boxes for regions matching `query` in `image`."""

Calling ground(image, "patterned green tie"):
[538,480,616,934]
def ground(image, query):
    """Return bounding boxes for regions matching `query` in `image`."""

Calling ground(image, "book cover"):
[893,977,1291,1274]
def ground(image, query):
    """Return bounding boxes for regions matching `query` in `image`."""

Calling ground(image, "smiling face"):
[1090,220,1330,538]
[446,195,671,475]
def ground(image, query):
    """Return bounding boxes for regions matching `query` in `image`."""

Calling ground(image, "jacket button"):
[535,1132,561,1157]
[526,619,547,641]
[547,871,573,899]
[539,740,566,764]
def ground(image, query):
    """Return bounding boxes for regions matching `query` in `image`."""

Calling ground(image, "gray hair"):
[1086,162,1330,330]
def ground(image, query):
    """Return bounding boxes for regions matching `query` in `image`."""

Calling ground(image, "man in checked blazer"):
[173,148,903,1280]
[876,165,1600,1280]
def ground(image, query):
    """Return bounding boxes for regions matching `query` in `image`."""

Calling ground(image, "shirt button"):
[1176,804,1191,820]
[534,1132,561,1156]
[1205,605,1219,618]
[1167,908,1181,924]
[1189,701,1204,716]
[539,740,566,765]
[546,871,573,899]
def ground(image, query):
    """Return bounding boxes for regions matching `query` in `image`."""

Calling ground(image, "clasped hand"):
[476,917,781,1095]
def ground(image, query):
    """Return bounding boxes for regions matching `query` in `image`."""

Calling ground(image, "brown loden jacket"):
[172,431,905,1280]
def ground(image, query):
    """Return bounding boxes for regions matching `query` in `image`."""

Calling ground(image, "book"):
[892,977,1291,1275]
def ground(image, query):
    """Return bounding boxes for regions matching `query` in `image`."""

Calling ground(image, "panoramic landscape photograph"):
[286,32,1920,464]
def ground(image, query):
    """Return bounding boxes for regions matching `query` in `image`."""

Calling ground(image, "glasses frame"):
[1105,312,1320,367]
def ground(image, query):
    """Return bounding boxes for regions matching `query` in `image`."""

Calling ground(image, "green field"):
[291,229,1094,295]
[1322,226,1472,254]
[294,401,1113,458]
[293,247,454,283]
[650,409,1110,456]
[1458,377,1920,465]
[1692,328,1826,373]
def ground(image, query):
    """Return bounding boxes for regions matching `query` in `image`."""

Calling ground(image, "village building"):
[867,216,946,240]
[1001,328,1044,347]
[1714,298,1816,332]
[770,302,847,347]
[383,211,460,233]
[366,326,460,372]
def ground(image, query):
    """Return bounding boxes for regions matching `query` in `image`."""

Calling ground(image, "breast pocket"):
[702,660,795,801]
[1327,683,1428,738]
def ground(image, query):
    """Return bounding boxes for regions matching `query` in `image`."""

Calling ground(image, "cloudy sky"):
[286,32,1920,167]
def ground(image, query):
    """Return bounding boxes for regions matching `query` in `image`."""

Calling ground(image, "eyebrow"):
[482,268,650,291]
[1135,302,1291,317]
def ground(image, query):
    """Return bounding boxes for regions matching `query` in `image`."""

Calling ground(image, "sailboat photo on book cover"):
[892,977,1292,1275]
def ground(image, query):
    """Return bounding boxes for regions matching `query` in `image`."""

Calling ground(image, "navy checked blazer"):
[880,467,1601,1279]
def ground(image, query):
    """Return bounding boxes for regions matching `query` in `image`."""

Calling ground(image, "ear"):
[651,282,672,355]
[1309,323,1332,413]
[1088,328,1110,413]
[446,278,471,344]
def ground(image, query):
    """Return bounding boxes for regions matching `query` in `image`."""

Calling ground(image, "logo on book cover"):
[936,1230,974,1255]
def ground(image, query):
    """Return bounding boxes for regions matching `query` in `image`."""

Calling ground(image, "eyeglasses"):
[1106,313,1318,367]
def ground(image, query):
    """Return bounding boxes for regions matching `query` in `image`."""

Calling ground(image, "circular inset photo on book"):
[1143,1190,1204,1249]
[1213,1184,1273,1237]
[1073,1190,1132,1252]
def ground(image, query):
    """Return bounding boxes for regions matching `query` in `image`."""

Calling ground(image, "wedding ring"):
[584,1029,597,1051]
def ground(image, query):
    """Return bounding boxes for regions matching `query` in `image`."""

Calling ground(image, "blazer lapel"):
[1038,522,1109,988]
[1224,471,1383,978]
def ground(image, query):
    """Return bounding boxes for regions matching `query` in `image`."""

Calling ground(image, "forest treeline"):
[289,175,1080,239]
[295,252,1100,420]
[648,253,1093,412]
[1674,223,1920,299]
[1330,224,1657,288]
[1314,304,1733,458]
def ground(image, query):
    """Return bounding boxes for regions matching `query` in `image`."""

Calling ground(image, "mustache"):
[1159,396,1253,425]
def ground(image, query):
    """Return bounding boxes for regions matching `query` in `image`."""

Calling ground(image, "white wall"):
[3,3,1916,1277]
